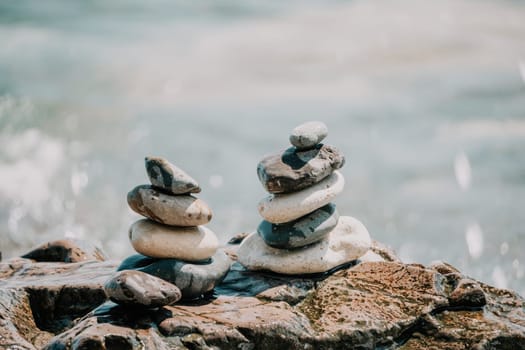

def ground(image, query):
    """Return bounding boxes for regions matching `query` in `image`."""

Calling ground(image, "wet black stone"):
[257,203,338,249]
[117,251,231,300]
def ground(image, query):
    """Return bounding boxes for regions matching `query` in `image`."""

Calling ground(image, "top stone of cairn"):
[289,121,328,150]
[145,156,201,194]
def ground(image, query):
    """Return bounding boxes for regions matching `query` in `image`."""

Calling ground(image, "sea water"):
[0,0,524,295]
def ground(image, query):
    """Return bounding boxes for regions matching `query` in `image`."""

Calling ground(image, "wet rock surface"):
[21,239,107,263]
[1,241,525,350]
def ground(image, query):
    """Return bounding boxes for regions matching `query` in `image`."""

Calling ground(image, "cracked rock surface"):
[1,241,524,349]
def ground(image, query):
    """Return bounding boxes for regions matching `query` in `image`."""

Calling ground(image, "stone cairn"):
[104,157,231,307]
[238,121,372,274]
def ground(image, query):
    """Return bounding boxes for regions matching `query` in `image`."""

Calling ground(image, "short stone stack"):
[237,121,372,275]
[104,157,231,306]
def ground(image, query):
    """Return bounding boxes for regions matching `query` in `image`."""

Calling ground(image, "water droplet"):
[519,61,525,86]
[465,222,483,259]
[71,169,89,196]
[513,259,520,269]
[454,151,471,191]
[491,266,508,289]
[500,242,509,255]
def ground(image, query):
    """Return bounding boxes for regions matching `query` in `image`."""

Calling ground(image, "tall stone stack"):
[104,157,231,306]
[237,121,372,275]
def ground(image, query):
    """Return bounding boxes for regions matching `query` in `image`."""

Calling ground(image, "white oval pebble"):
[237,216,371,274]
[258,171,344,224]
[129,219,218,261]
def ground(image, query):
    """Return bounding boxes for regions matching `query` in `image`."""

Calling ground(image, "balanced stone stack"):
[237,121,372,275]
[105,157,231,306]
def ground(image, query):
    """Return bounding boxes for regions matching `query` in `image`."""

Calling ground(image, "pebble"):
[257,203,339,249]
[289,121,328,150]
[117,250,232,299]
[257,144,345,194]
[145,156,201,194]
[237,216,371,274]
[129,219,218,261]
[258,171,344,224]
[127,185,212,226]
[104,270,181,307]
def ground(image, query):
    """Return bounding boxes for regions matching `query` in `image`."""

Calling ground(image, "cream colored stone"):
[237,216,371,274]
[129,219,218,261]
[258,171,344,224]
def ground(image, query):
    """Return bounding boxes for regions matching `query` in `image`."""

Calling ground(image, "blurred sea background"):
[0,0,524,294]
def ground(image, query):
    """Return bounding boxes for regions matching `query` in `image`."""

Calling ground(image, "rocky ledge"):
[1,240,524,350]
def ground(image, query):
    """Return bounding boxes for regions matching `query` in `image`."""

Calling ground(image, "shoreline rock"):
[1,239,524,349]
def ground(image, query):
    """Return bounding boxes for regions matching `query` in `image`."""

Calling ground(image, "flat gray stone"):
[289,121,328,150]
[257,144,345,194]
[104,270,182,308]
[145,156,201,194]
[117,250,232,300]
[258,203,339,249]
[127,185,212,226]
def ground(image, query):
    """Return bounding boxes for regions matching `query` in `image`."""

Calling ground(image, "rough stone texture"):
[104,270,182,307]
[128,185,212,226]
[257,203,338,249]
[289,121,329,150]
[1,242,525,350]
[21,239,107,263]
[117,250,231,300]
[145,156,201,194]
[257,144,345,194]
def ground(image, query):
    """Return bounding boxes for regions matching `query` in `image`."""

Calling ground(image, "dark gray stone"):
[104,270,182,308]
[257,144,345,194]
[145,156,201,194]
[289,121,328,150]
[257,203,338,249]
[117,251,231,300]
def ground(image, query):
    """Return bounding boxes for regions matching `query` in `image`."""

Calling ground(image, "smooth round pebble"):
[127,185,212,226]
[289,121,328,150]
[104,270,181,307]
[117,250,232,299]
[257,144,345,194]
[145,156,201,194]
[258,171,344,224]
[238,216,371,274]
[129,219,218,261]
[257,203,339,249]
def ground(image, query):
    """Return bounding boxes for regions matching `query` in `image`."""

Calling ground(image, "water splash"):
[465,222,483,259]
[454,151,471,191]
[519,61,525,86]
[492,266,508,289]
